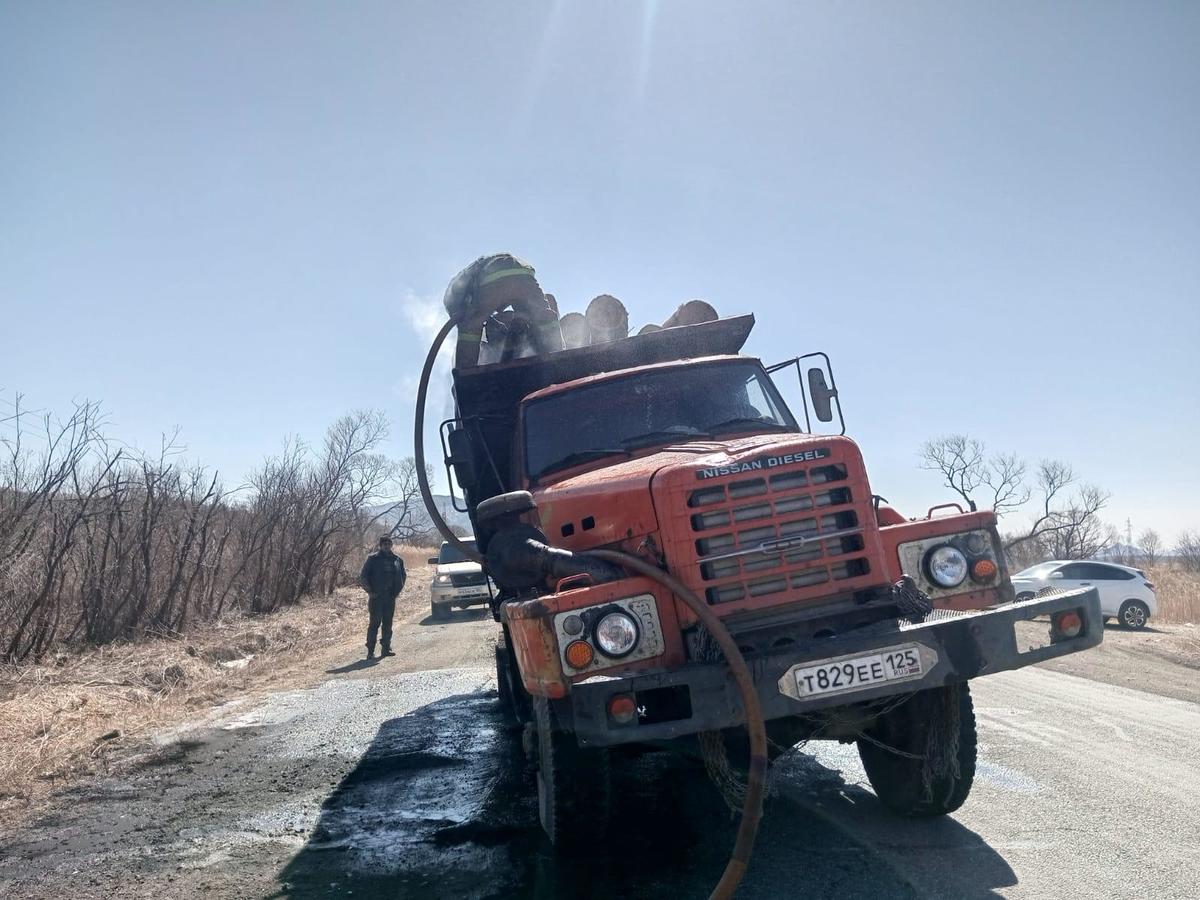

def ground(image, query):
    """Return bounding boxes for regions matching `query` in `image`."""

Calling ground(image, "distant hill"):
[1097,542,1142,561]
[425,494,474,535]
[1095,543,1179,562]
[371,494,473,540]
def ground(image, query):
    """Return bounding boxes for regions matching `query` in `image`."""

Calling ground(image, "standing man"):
[360,536,406,658]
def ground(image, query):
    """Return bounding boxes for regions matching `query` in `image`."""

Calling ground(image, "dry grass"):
[0,545,435,816]
[396,542,437,570]
[1148,563,1200,624]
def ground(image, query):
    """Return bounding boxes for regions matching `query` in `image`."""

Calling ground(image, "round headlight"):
[594,611,639,657]
[926,545,968,588]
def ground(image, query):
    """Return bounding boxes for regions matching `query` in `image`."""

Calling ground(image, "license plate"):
[788,643,926,699]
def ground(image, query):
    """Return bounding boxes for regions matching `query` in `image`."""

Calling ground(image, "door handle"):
[1080,582,1091,586]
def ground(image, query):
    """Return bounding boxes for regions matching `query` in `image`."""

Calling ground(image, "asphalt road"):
[1,614,1198,900]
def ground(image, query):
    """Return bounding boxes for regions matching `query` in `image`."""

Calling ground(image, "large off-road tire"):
[1119,599,1150,630]
[857,682,977,817]
[534,699,611,852]
[495,630,532,730]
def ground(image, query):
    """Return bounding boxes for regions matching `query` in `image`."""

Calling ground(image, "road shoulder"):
[1033,622,1200,704]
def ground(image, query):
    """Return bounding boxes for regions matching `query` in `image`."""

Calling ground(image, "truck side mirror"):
[765,351,845,435]
[446,427,478,491]
[807,368,838,423]
[427,557,439,565]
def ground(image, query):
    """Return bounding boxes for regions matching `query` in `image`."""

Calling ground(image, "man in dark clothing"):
[360,536,406,658]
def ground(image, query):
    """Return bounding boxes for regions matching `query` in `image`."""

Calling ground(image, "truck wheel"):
[857,682,977,817]
[495,630,532,729]
[534,699,611,852]
[430,600,448,621]
[1119,600,1150,630]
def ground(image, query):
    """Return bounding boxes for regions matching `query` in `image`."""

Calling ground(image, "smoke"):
[399,288,448,344]
[397,289,455,493]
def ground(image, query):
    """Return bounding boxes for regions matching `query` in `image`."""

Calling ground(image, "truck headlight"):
[594,611,639,658]
[434,574,452,585]
[925,545,968,588]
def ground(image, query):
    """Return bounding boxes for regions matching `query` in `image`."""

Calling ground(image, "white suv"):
[1010,560,1157,629]
[428,537,493,620]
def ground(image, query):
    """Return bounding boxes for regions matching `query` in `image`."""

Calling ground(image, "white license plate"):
[791,643,925,699]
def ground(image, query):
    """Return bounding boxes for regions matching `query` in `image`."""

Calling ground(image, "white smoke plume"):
[397,289,456,492]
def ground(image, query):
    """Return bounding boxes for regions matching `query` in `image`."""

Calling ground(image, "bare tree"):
[1137,528,1161,568]
[983,452,1030,518]
[1034,486,1115,560]
[0,391,430,662]
[379,457,435,543]
[1003,464,1109,556]
[1177,530,1200,573]
[0,399,111,659]
[921,434,1112,567]
[920,435,1029,516]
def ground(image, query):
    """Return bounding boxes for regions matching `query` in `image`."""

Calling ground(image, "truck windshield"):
[523,360,797,481]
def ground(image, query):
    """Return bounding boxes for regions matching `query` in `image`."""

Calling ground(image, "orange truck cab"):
[439,311,1101,846]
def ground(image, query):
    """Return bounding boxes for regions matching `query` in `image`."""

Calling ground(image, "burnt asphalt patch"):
[1,663,1078,900]
[273,678,919,900]
[0,663,922,899]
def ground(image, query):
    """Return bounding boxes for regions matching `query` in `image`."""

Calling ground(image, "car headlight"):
[594,611,639,657]
[925,545,968,588]
[434,574,452,585]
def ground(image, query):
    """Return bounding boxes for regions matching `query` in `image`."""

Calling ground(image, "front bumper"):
[430,582,492,608]
[568,587,1102,747]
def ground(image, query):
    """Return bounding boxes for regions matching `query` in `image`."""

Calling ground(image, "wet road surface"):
[1,620,1197,899]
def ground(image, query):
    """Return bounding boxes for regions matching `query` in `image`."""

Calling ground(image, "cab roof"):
[522,354,748,404]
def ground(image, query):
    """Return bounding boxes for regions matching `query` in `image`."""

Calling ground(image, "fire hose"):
[413,315,767,900]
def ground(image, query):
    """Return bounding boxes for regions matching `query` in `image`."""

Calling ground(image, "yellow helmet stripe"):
[478,266,535,287]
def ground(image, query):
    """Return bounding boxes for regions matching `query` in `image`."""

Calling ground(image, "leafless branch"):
[0,394,427,661]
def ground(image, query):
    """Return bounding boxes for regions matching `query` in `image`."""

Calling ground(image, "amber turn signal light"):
[971,558,998,581]
[565,639,595,670]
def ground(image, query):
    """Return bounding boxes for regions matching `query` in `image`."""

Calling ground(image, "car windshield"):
[1015,562,1060,579]
[437,539,478,564]
[522,360,797,481]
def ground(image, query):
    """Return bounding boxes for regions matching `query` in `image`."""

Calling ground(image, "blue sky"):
[2,1,1197,540]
